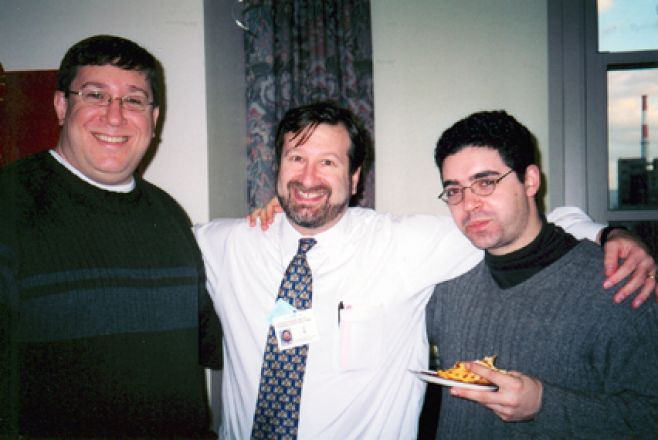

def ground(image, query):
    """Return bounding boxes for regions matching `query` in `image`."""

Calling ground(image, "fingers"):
[602,241,636,289]
[246,197,282,231]
[630,280,655,309]
[245,208,272,231]
[609,263,652,304]
[607,256,657,307]
[450,364,542,422]
[260,208,274,231]
[449,363,509,403]
[616,269,656,308]
[603,240,622,278]
[246,209,263,228]
[466,362,507,384]
[261,197,281,230]
[601,232,657,307]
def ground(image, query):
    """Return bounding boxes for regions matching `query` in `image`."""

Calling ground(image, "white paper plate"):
[412,369,497,391]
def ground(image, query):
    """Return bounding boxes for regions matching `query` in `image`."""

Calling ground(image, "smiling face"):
[276,123,361,235]
[442,146,542,255]
[54,65,159,185]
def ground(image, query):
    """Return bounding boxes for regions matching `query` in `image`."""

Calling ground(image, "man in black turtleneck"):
[425,110,658,439]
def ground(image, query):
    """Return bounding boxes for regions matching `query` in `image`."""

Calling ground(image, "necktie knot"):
[297,238,316,255]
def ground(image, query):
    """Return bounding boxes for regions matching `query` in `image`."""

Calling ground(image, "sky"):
[598,0,658,52]
[598,0,658,199]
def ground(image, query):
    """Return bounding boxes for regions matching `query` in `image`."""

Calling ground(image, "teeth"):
[299,191,322,199]
[95,134,127,143]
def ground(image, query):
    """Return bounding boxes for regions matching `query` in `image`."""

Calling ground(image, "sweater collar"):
[49,149,136,192]
[43,152,143,212]
[484,216,578,288]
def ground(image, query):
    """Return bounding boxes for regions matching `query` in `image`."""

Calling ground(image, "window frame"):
[548,0,658,223]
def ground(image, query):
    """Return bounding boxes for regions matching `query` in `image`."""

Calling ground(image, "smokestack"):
[641,95,649,160]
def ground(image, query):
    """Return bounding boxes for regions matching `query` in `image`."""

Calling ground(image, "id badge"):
[272,309,319,350]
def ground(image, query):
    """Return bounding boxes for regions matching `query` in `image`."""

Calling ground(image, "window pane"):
[607,67,658,209]
[598,0,658,52]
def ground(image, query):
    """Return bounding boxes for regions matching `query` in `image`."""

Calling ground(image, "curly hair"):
[434,110,537,180]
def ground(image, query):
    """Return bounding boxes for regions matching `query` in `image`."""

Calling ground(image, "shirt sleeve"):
[395,214,483,293]
[193,218,247,308]
[546,206,604,242]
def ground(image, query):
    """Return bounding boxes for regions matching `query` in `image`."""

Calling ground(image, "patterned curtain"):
[242,0,375,209]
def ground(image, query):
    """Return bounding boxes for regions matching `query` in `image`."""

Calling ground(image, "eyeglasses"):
[438,169,514,205]
[67,90,153,112]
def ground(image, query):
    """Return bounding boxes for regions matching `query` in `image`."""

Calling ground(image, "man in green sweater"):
[0,35,220,438]
[427,110,658,438]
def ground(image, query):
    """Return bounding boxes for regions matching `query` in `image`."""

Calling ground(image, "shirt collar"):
[50,149,136,193]
[277,209,353,260]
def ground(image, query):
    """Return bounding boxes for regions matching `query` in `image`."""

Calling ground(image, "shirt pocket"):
[337,302,385,371]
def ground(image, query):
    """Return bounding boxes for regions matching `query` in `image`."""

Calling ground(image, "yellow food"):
[436,355,506,385]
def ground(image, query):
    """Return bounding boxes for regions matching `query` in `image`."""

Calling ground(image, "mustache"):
[288,181,331,195]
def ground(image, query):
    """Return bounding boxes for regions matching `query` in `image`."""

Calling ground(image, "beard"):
[277,181,350,230]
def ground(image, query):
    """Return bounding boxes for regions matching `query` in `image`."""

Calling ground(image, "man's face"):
[53,65,159,185]
[276,123,360,235]
[441,146,541,255]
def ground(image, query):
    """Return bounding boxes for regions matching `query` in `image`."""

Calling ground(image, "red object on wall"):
[0,65,60,167]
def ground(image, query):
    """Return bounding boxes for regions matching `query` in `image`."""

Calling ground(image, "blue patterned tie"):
[251,238,317,439]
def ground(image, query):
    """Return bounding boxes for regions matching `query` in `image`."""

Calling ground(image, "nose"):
[299,162,318,186]
[461,187,481,211]
[103,98,126,125]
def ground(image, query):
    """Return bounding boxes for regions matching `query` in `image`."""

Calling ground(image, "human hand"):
[449,362,543,422]
[600,228,657,308]
[246,197,282,231]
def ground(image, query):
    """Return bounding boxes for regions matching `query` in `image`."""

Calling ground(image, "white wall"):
[204,0,248,219]
[371,0,550,216]
[1,0,553,221]
[0,0,210,223]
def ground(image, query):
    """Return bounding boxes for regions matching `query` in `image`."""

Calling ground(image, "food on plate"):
[437,355,506,385]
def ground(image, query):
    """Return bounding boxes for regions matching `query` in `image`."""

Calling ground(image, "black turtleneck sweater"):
[484,217,578,289]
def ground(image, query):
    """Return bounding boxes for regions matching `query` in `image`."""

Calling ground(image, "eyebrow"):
[442,170,503,187]
[78,82,150,96]
[283,148,344,163]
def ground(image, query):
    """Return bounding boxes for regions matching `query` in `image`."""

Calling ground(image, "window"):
[607,68,658,210]
[549,0,658,256]
[598,0,658,53]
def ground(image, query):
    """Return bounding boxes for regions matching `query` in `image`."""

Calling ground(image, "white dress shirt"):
[194,207,598,440]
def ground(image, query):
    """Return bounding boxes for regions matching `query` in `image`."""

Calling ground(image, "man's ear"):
[351,167,362,195]
[151,106,160,128]
[54,91,67,126]
[524,164,541,197]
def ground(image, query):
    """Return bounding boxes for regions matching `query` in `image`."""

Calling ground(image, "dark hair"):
[274,101,368,177]
[434,110,537,180]
[57,35,162,107]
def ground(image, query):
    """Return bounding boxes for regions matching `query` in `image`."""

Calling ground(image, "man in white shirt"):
[194,102,656,439]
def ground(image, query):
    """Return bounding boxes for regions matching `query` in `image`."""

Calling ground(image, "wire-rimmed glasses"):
[438,169,514,205]
[67,90,153,112]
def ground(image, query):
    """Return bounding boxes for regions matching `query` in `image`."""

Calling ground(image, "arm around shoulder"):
[546,206,603,241]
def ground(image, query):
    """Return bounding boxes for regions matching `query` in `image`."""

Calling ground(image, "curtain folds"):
[243,0,375,209]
